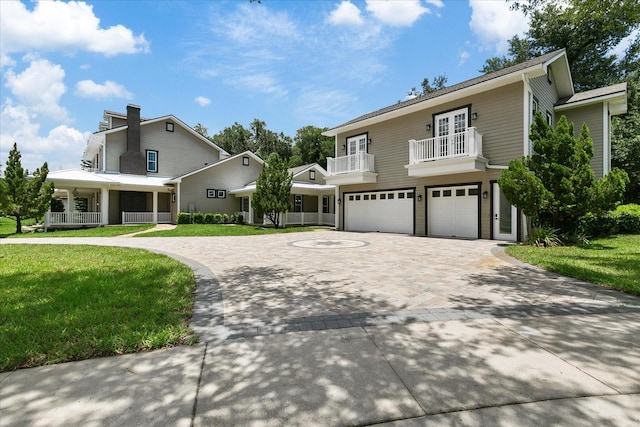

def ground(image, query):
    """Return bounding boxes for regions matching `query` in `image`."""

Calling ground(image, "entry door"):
[492,182,517,240]
[435,108,468,157]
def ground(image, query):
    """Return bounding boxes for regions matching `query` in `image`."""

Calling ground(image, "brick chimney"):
[119,104,146,175]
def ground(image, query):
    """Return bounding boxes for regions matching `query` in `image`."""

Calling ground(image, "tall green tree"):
[0,143,54,233]
[251,153,292,228]
[612,72,640,203]
[407,74,448,98]
[250,119,292,160]
[211,122,253,155]
[290,126,334,169]
[498,114,628,234]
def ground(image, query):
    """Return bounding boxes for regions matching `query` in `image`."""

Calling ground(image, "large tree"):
[406,74,448,98]
[251,153,292,228]
[210,119,292,160]
[612,72,640,203]
[0,143,54,233]
[211,122,253,155]
[498,114,628,235]
[290,125,334,169]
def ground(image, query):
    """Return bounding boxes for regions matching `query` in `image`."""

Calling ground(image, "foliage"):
[290,125,334,169]
[50,197,65,213]
[192,212,205,224]
[615,203,640,215]
[177,212,192,224]
[251,153,293,228]
[140,224,320,237]
[526,226,562,247]
[484,0,640,91]
[407,74,448,98]
[211,122,253,155]
[499,114,628,234]
[210,119,292,160]
[0,245,194,370]
[506,234,640,296]
[579,207,640,238]
[0,143,54,233]
[233,212,244,225]
[221,213,229,224]
[193,123,209,137]
[612,72,640,203]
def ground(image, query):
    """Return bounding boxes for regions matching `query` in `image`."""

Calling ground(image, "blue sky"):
[1,0,534,172]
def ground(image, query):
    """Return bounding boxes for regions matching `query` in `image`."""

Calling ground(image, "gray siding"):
[558,104,605,178]
[294,168,327,185]
[105,132,126,172]
[180,156,262,214]
[530,74,559,124]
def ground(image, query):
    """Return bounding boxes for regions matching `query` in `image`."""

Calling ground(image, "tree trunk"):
[15,216,22,234]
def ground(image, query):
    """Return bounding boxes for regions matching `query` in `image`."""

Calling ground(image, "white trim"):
[523,75,532,156]
[486,164,508,169]
[554,91,627,111]
[603,102,610,175]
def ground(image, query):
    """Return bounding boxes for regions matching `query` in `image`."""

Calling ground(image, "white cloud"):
[469,0,528,54]
[0,100,88,172]
[225,73,288,98]
[75,80,132,100]
[0,0,150,58]
[4,58,69,121]
[328,1,364,26]
[294,88,358,127]
[195,96,211,107]
[458,49,471,66]
[215,3,298,45]
[426,0,445,7]
[365,0,431,27]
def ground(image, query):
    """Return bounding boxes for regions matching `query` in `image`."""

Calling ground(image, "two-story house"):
[323,49,627,241]
[45,105,336,228]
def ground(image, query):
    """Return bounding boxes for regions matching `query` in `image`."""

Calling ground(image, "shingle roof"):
[556,82,627,106]
[328,49,566,131]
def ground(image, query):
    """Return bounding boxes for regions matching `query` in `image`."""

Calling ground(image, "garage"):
[345,189,414,234]
[427,185,479,238]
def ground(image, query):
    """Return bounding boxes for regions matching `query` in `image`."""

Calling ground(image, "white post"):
[248,195,253,224]
[101,188,109,225]
[334,186,340,230]
[152,191,158,224]
[318,195,323,225]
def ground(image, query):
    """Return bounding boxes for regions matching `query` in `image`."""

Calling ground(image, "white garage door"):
[428,185,479,238]
[345,190,414,234]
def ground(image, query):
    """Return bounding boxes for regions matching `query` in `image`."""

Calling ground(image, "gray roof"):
[556,82,627,106]
[329,49,566,131]
[288,163,316,175]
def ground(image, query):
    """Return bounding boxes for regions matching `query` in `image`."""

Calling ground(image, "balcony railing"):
[327,152,375,175]
[409,127,482,164]
[285,212,335,226]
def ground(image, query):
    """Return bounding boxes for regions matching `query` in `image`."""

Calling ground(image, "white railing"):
[327,152,375,175]
[46,211,102,226]
[409,127,482,164]
[284,212,335,226]
[122,212,172,224]
[239,211,251,224]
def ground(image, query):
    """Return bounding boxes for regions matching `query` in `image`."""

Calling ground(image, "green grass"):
[506,234,640,296]
[0,244,195,371]
[140,224,325,237]
[0,217,37,238]
[6,223,156,238]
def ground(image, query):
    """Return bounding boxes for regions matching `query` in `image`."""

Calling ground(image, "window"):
[398,192,405,199]
[407,192,414,199]
[456,189,466,196]
[207,189,217,198]
[546,111,553,126]
[355,195,361,200]
[242,156,249,166]
[443,190,452,197]
[217,190,226,199]
[532,97,539,114]
[468,188,479,196]
[432,190,441,197]
[388,193,394,199]
[364,194,369,200]
[371,194,377,200]
[309,170,316,180]
[346,133,367,155]
[349,195,354,201]
[294,194,303,212]
[380,193,386,200]
[322,196,330,213]
[165,122,174,132]
[146,150,158,173]
[242,197,250,212]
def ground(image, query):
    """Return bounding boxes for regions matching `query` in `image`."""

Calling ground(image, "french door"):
[347,134,367,170]
[435,108,468,157]
[492,182,517,240]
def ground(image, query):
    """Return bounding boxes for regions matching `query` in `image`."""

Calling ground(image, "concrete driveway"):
[1,230,639,426]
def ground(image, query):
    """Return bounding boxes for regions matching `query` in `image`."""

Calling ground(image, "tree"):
[498,113,628,235]
[211,122,253,155]
[612,72,640,203]
[407,74,448,98]
[251,153,292,228]
[194,123,209,138]
[291,126,334,169]
[250,119,292,160]
[0,143,54,233]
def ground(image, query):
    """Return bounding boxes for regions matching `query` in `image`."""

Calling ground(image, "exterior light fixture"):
[417,194,422,202]
[482,191,488,199]
[425,123,431,131]
[337,198,342,205]
[472,112,478,120]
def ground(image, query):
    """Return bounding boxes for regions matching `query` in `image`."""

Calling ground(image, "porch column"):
[152,191,158,223]
[317,195,323,225]
[100,188,109,225]
[68,190,75,214]
[334,186,340,229]
[248,195,254,225]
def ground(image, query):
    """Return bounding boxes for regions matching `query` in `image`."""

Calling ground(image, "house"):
[45,105,335,228]
[323,49,627,241]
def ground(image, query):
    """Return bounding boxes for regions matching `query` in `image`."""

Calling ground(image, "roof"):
[324,49,569,135]
[168,151,264,182]
[556,82,627,107]
[46,169,171,189]
[229,181,334,196]
[288,163,328,178]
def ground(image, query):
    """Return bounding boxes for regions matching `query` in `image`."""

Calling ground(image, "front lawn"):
[0,217,37,238]
[505,234,640,296]
[0,244,195,371]
[6,224,156,238]
[140,224,324,237]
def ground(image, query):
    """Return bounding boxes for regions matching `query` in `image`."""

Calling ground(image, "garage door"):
[345,190,414,234]
[428,185,478,238]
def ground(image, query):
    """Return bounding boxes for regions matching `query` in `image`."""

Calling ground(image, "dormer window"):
[146,150,158,173]
[166,122,174,132]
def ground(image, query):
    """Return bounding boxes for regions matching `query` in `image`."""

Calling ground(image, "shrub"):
[212,213,222,224]
[615,203,640,215]
[236,213,245,225]
[527,226,562,247]
[177,212,191,224]
[221,213,230,224]
[231,213,244,225]
[617,212,640,234]
[192,212,205,224]
[578,205,640,238]
[204,213,215,224]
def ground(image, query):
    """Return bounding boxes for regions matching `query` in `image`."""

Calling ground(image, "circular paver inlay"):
[289,239,369,249]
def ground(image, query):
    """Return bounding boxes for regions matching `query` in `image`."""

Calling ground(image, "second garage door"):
[345,189,414,234]
[428,185,479,238]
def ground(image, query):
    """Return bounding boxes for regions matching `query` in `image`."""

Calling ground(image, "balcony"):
[326,152,377,185]
[405,127,488,177]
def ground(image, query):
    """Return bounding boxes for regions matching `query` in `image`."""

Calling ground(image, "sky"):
[0,0,536,173]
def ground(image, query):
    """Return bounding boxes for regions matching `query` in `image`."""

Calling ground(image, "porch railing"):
[45,211,102,227]
[409,127,482,164]
[327,153,375,175]
[122,212,172,224]
[285,212,335,226]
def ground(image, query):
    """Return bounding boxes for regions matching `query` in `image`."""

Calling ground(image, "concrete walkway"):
[1,231,639,426]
